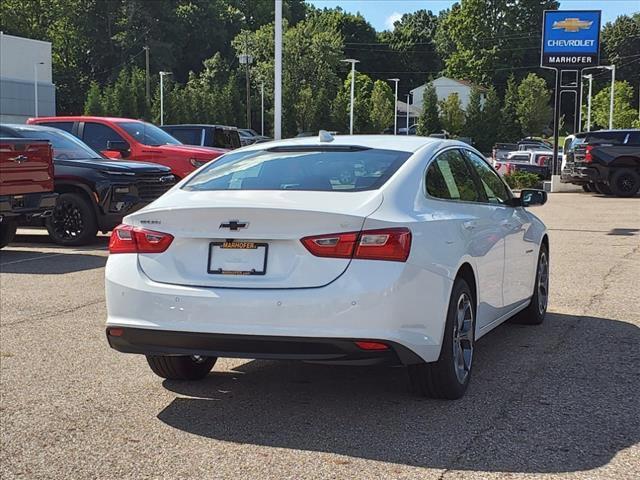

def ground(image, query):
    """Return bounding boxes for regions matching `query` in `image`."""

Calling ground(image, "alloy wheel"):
[51,200,85,241]
[537,252,549,315]
[452,292,474,384]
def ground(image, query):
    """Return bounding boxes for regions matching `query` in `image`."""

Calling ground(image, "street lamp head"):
[341,59,360,64]
[387,78,399,83]
[159,71,172,76]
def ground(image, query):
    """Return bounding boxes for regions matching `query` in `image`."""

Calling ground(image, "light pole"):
[583,74,593,132]
[33,62,44,117]
[406,93,411,135]
[260,81,265,136]
[239,51,254,129]
[342,59,360,135]
[274,0,282,139]
[387,78,399,134]
[143,46,150,103]
[159,71,172,126]
[604,65,616,129]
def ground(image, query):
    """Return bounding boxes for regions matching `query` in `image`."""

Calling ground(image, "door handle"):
[462,221,477,231]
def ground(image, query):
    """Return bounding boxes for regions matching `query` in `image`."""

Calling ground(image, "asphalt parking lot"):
[1,192,638,480]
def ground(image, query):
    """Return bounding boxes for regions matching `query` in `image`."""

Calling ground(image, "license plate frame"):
[207,241,268,275]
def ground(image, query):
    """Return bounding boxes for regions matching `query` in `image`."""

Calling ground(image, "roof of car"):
[1,123,63,132]
[29,116,142,123]
[240,134,445,154]
[161,124,238,130]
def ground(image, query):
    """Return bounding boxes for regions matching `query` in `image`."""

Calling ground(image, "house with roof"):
[409,76,487,113]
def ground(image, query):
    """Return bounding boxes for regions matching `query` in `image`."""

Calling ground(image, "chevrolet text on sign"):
[541,10,601,68]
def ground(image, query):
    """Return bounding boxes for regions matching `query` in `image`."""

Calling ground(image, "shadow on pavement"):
[158,313,639,474]
[10,233,110,250]
[0,249,106,274]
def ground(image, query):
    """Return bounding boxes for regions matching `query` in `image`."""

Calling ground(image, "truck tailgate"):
[0,139,54,195]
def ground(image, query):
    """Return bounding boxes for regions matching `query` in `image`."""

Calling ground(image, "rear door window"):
[82,122,126,151]
[38,121,74,134]
[183,147,411,192]
[626,132,640,145]
[212,128,241,149]
[426,149,481,202]
[167,128,202,146]
[585,132,627,145]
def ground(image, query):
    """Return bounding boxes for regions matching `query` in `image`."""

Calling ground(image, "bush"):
[504,170,542,190]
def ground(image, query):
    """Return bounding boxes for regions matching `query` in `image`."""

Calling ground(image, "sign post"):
[541,10,601,177]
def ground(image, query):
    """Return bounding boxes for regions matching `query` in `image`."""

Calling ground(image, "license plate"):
[208,241,268,275]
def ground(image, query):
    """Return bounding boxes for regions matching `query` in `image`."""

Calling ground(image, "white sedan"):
[105,133,549,399]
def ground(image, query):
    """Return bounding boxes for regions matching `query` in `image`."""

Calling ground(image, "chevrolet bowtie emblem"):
[552,18,593,33]
[219,220,249,231]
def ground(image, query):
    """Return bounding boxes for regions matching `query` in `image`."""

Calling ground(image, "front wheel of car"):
[408,278,475,399]
[609,168,640,197]
[45,193,98,246]
[146,355,217,380]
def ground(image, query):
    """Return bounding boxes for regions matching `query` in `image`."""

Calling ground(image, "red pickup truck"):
[0,138,57,248]
[27,116,227,179]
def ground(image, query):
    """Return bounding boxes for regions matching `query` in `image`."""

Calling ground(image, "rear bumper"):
[561,166,602,184]
[0,192,57,220]
[106,327,423,365]
[105,254,453,363]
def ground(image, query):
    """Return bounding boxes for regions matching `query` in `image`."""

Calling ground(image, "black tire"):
[512,244,549,325]
[609,168,640,197]
[581,183,593,193]
[593,182,612,195]
[146,355,217,380]
[45,192,98,246]
[0,219,17,249]
[408,278,475,399]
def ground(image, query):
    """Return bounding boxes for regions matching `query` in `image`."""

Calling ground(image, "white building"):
[0,32,56,123]
[410,76,487,113]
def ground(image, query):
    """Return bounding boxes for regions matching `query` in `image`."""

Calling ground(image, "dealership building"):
[0,32,56,123]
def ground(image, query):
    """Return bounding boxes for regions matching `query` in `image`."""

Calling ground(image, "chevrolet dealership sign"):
[541,10,601,68]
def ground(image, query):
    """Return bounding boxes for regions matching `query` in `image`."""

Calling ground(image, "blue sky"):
[306,0,639,31]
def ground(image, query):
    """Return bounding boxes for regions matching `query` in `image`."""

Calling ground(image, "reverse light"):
[584,145,593,163]
[301,228,411,262]
[108,224,174,254]
[190,158,209,168]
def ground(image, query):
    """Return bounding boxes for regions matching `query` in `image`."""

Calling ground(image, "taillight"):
[108,224,174,254]
[584,145,593,163]
[301,228,411,262]
[537,155,549,166]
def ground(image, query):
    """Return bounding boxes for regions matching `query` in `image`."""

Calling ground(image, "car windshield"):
[117,121,181,146]
[182,147,411,192]
[16,129,103,160]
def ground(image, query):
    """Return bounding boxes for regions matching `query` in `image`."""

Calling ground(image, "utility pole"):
[261,81,265,136]
[341,59,360,135]
[33,62,43,117]
[387,78,399,134]
[143,46,150,103]
[159,71,172,126]
[406,94,411,134]
[241,32,252,129]
[274,0,282,140]
[605,65,616,129]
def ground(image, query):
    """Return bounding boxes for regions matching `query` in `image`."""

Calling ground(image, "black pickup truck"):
[562,129,640,197]
[0,124,175,245]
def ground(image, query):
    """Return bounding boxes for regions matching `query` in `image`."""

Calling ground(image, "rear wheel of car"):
[146,355,217,380]
[511,244,549,325]
[0,219,17,249]
[609,168,640,197]
[593,182,612,195]
[408,278,475,399]
[45,193,98,246]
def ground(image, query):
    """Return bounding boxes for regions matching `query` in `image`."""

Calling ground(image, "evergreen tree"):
[479,86,501,152]
[369,80,394,133]
[499,75,521,142]
[516,73,552,137]
[462,87,483,145]
[84,81,104,115]
[417,83,441,135]
[439,93,465,136]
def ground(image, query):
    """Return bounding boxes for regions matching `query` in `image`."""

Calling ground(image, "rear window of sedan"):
[182,147,411,192]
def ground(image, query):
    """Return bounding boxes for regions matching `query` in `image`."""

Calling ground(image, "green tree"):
[516,73,552,137]
[499,75,521,141]
[369,80,394,133]
[479,86,501,152]
[439,93,465,136]
[602,14,640,86]
[84,81,104,115]
[591,81,638,129]
[462,87,484,145]
[417,83,441,135]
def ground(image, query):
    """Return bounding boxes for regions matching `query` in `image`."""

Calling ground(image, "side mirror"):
[106,140,130,155]
[519,189,547,207]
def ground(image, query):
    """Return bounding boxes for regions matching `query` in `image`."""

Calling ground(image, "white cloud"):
[385,12,402,30]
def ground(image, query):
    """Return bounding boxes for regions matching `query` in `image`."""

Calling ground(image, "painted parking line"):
[0,252,66,266]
